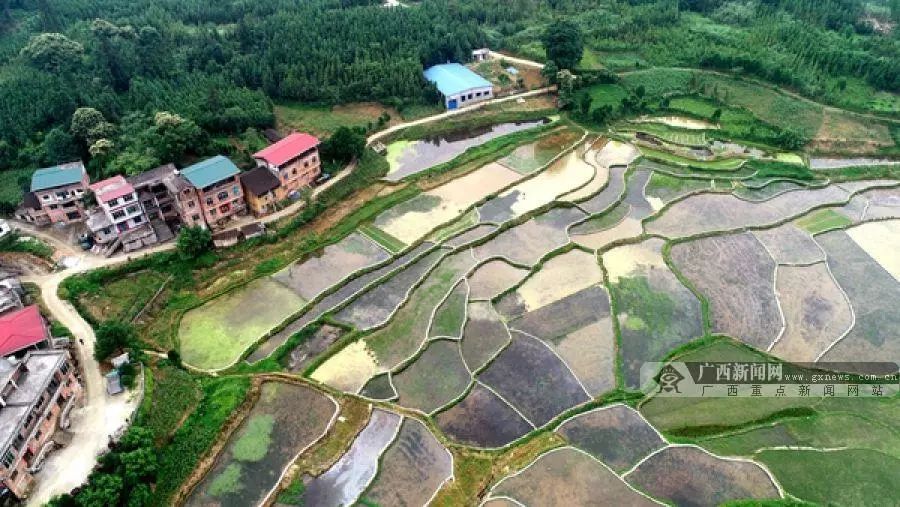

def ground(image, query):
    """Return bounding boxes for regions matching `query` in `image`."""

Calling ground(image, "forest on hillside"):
[0,0,898,197]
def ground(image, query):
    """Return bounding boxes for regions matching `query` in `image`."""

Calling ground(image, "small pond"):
[385,119,547,181]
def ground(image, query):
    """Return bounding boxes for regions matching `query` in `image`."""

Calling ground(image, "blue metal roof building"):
[424,63,494,110]
[181,156,240,189]
[30,161,86,192]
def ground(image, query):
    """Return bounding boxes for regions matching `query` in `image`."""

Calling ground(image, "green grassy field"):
[794,209,852,234]
[179,278,306,370]
[638,146,745,171]
[358,223,407,254]
[0,167,32,206]
[627,123,707,147]
[585,83,629,109]
[274,102,395,137]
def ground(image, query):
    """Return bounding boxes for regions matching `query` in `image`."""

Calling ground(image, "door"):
[447,98,458,110]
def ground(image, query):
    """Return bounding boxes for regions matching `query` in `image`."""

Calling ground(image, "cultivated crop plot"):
[466,259,530,300]
[186,382,337,506]
[556,405,667,472]
[473,211,576,266]
[270,232,391,300]
[624,446,782,507]
[435,383,533,448]
[487,447,660,506]
[751,223,825,264]
[603,238,703,388]
[671,233,782,349]
[460,301,512,372]
[392,339,471,413]
[575,164,628,214]
[496,249,603,316]
[816,230,900,365]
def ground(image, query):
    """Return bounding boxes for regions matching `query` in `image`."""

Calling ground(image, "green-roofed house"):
[27,161,90,224]
[171,156,246,229]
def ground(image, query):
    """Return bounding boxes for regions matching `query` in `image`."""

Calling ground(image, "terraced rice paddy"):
[186,382,336,506]
[185,125,899,506]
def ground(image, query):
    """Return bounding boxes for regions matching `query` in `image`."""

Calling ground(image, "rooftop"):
[0,305,48,357]
[423,63,493,97]
[127,163,176,188]
[89,175,135,204]
[181,156,240,189]
[253,132,320,167]
[240,166,282,197]
[30,161,86,192]
[0,351,68,454]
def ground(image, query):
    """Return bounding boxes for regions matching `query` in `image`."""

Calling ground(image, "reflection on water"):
[386,119,546,181]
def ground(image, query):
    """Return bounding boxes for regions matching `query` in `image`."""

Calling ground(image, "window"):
[2,451,14,468]
[460,95,466,102]
[13,435,23,452]
[56,191,68,199]
[48,378,60,393]
[112,210,126,220]
[126,205,139,215]
[210,209,217,217]
[187,200,195,208]
[293,168,298,175]
[468,93,473,100]
[191,214,201,222]
[42,194,51,201]
[122,193,134,202]
[206,197,214,206]
[132,215,143,225]
[49,204,59,210]
[232,186,240,196]
[60,362,69,374]
[217,191,229,201]
[117,223,128,233]
[475,91,481,97]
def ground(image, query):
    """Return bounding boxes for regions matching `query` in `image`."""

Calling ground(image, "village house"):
[252,132,322,202]
[127,163,181,226]
[86,176,159,255]
[21,162,90,225]
[0,306,52,358]
[13,193,47,227]
[173,156,246,230]
[240,166,282,217]
[0,350,81,500]
[423,63,494,110]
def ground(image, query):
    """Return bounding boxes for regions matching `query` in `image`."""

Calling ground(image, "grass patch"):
[794,209,852,234]
[585,83,629,109]
[207,462,244,497]
[638,146,744,171]
[77,270,168,323]
[0,233,54,259]
[626,123,707,147]
[274,101,394,137]
[179,278,306,370]
[427,209,479,243]
[152,375,251,506]
[358,223,406,254]
[757,449,900,506]
[137,363,202,444]
[231,414,275,462]
[0,167,32,207]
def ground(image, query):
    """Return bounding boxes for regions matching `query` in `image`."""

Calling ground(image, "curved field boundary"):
[620,443,786,500]
[481,446,666,507]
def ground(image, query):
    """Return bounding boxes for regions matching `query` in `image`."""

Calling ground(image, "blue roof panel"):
[181,155,240,188]
[30,162,85,192]
[424,63,493,97]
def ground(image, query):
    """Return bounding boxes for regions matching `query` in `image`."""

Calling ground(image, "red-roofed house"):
[252,133,321,208]
[86,176,159,255]
[0,306,50,357]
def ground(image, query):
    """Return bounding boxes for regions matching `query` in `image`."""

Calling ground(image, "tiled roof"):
[89,175,134,203]
[253,133,320,167]
[181,156,240,189]
[0,305,48,356]
[30,161,85,192]
[424,63,492,97]
[240,167,281,197]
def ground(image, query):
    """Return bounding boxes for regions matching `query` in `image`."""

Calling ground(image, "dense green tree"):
[321,126,366,164]
[541,18,583,69]
[76,473,123,506]
[20,33,83,72]
[177,226,213,259]
[94,320,136,361]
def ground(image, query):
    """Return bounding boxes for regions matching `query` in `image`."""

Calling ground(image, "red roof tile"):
[253,132,320,167]
[0,305,48,356]
[90,175,135,203]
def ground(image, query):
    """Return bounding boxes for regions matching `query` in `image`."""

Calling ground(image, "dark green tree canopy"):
[541,18,584,70]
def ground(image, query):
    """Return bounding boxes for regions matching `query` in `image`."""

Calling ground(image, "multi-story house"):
[13,193,48,227]
[252,133,321,203]
[239,166,282,217]
[0,350,82,500]
[175,156,246,229]
[85,176,158,255]
[27,162,90,225]
[127,164,180,224]
[0,306,51,357]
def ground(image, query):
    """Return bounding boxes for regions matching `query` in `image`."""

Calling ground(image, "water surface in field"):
[385,119,546,181]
